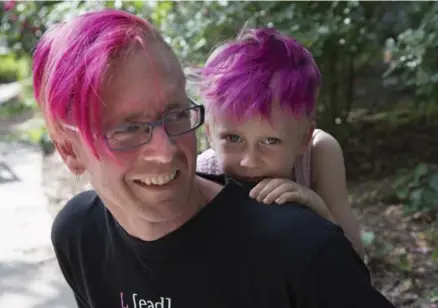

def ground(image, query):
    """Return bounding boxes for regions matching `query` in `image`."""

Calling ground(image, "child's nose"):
[240,152,260,169]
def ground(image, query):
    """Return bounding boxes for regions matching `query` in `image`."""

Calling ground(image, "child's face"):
[207,106,313,182]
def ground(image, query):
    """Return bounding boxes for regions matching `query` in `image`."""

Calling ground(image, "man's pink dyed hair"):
[32,9,165,158]
[198,27,321,121]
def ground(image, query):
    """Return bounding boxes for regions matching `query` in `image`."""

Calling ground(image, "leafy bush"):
[392,163,438,214]
[384,3,438,104]
[0,54,29,83]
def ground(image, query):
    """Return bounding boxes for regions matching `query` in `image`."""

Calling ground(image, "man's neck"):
[118,176,223,242]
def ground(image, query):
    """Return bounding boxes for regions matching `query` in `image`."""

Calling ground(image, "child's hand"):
[249,178,335,223]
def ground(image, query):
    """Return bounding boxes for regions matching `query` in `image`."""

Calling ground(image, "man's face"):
[65,42,199,223]
[207,106,312,182]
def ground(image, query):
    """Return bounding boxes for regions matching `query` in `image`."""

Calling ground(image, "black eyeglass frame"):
[104,98,205,151]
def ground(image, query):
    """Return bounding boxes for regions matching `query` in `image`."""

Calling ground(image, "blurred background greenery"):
[1,1,437,305]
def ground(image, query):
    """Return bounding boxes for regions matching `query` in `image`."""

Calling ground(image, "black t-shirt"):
[51,174,395,308]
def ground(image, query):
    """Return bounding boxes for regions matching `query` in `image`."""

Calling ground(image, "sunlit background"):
[1,1,437,307]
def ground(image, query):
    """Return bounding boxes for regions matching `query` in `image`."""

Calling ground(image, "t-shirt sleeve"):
[295,233,396,308]
[51,192,96,308]
[196,148,223,174]
[52,237,90,308]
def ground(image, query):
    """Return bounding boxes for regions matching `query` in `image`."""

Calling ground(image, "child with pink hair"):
[194,27,363,255]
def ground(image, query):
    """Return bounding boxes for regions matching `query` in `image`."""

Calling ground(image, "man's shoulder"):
[249,201,356,278]
[222,180,341,247]
[240,197,346,261]
[253,200,342,243]
[51,190,103,246]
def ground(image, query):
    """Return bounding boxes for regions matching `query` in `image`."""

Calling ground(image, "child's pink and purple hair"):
[32,9,164,158]
[198,27,321,121]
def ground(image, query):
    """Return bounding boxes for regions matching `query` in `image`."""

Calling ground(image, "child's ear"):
[299,121,315,154]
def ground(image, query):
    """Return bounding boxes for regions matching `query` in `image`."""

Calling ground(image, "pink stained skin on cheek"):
[73,44,200,237]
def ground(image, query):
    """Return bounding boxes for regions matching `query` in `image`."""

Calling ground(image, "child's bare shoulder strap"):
[196,148,223,175]
[293,129,323,188]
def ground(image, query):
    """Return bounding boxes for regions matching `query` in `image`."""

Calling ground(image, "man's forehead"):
[118,101,185,121]
[101,60,186,126]
[109,43,182,82]
[101,87,186,126]
[102,43,184,96]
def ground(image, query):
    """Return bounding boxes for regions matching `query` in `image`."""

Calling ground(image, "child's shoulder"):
[196,148,222,174]
[310,129,342,151]
[309,128,345,179]
[300,129,334,166]
[197,148,218,165]
[311,128,329,142]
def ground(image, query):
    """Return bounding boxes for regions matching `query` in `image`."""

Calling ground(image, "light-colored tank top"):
[196,129,322,188]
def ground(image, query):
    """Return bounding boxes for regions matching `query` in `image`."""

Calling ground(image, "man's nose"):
[141,127,176,163]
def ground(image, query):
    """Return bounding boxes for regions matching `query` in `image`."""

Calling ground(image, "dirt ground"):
[343,114,438,308]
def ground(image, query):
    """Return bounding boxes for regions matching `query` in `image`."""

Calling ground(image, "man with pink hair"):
[33,9,395,308]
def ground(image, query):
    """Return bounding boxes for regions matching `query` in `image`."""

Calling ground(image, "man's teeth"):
[139,171,177,186]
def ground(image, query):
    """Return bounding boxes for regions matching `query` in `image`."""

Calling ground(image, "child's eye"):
[224,134,242,143]
[263,137,281,145]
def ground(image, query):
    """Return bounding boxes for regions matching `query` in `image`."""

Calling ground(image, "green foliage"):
[361,230,376,247]
[196,128,208,154]
[432,248,438,263]
[0,98,32,117]
[429,290,438,303]
[0,54,29,82]
[0,1,108,56]
[392,163,438,214]
[149,1,423,137]
[1,1,437,139]
[385,3,438,104]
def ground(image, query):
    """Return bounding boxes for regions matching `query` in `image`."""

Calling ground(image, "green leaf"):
[395,187,410,200]
[392,173,411,189]
[409,188,423,207]
[361,231,375,247]
[432,248,438,262]
[413,163,429,185]
[429,172,438,191]
[403,189,424,214]
[429,290,438,303]
[397,254,412,272]
[421,187,438,209]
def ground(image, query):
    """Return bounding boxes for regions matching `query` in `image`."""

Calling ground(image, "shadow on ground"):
[0,160,20,184]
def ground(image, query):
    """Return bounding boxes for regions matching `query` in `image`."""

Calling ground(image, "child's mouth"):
[234,176,265,183]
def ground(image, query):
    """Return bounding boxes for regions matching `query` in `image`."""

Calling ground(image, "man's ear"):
[54,139,86,176]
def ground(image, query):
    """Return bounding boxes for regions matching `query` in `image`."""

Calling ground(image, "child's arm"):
[249,131,364,257]
[310,131,364,257]
[249,178,336,223]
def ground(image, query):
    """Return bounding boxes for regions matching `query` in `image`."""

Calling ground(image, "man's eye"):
[108,124,144,139]
[167,110,189,121]
[263,137,281,145]
[224,135,242,143]
[117,124,141,134]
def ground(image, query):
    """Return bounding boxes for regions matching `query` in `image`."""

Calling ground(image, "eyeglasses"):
[63,98,205,151]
